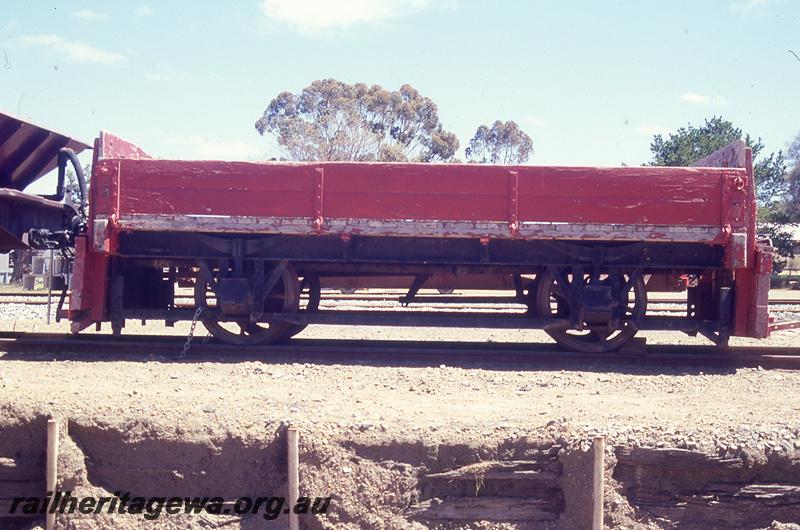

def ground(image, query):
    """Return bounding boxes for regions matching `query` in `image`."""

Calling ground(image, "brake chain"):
[179,306,204,359]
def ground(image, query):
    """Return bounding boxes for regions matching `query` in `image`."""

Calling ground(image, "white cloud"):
[732,0,774,12]
[135,5,154,17]
[260,0,445,34]
[637,125,671,136]
[17,34,125,64]
[677,92,727,105]
[71,9,109,21]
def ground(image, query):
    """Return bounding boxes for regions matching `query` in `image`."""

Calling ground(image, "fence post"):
[46,418,59,530]
[287,427,299,530]
[592,436,605,530]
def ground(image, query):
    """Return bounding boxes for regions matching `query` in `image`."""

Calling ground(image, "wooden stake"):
[591,436,605,530]
[46,418,59,530]
[287,427,299,530]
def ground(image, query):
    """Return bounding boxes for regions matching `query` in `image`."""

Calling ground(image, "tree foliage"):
[786,131,800,222]
[464,120,533,164]
[649,116,763,166]
[65,164,91,209]
[649,117,795,270]
[255,79,459,162]
[754,151,789,207]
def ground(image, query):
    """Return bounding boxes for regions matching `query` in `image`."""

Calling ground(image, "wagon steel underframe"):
[115,232,725,270]
[100,231,733,345]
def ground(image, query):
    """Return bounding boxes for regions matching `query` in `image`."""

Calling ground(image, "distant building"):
[0,253,9,283]
[785,224,800,274]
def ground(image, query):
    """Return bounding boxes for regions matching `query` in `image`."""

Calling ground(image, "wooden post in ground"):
[591,436,605,530]
[287,427,299,530]
[46,418,59,530]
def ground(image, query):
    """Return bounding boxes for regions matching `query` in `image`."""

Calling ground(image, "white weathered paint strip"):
[117,214,723,243]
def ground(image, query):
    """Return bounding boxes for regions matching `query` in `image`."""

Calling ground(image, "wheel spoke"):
[194,261,300,346]
[535,269,647,353]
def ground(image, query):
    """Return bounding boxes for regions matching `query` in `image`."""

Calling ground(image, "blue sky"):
[2,0,799,193]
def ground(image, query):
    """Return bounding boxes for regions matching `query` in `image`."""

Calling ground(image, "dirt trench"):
[1,410,799,530]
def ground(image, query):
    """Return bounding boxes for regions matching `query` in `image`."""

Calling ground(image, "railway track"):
[1,331,799,369]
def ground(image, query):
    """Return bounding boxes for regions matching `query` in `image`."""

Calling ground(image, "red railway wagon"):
[54,130,772,352]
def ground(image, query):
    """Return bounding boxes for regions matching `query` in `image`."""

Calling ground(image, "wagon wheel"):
[194,263,300,346]
[535,269,647,353]
[272,275,321,341]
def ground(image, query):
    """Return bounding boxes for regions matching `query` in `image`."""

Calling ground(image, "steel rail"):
[0,332,799,369]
